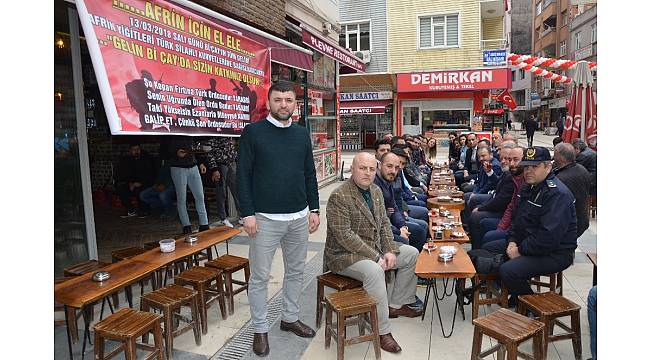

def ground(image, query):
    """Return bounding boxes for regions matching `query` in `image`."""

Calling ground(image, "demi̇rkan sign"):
[76,0,271,136]
[396,68,509,92]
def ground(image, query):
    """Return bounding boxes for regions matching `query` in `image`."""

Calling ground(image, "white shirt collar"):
[266,114,292,128]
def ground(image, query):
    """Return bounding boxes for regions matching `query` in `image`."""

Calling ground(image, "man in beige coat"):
[324,152,421,353]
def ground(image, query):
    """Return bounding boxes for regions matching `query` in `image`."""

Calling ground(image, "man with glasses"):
[482,147,577,307]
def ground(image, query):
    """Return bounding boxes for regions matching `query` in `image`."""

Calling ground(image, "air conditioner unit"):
[354,50,372,64]
[322,22,334,35]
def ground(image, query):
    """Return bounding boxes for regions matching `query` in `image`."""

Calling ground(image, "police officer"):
[482,146,577,306]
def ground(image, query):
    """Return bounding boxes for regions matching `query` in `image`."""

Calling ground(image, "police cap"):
[519,146,552,166]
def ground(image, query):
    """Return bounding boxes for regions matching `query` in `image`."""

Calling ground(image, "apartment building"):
[569,3,597,93]
[387,0,510,136]
[508,0,534,123]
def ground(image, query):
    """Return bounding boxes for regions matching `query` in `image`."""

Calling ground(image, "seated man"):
[139,162,176,219]
[482,147,577,306]
[116,143,156,218]
[571,139,597,197]
[462,146,503,214]
[325,152,422,354]
[554,143,592,237]
[393,143,428,194]
[455,133,479,188]
[374,152,427,252]
[465,145,520,248]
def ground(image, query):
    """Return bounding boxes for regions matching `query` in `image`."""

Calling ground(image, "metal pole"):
[69,7,98,260]
[580,84,586,142]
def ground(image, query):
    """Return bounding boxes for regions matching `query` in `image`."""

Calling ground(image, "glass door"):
[55,1,96,276]
[402,106,421,135]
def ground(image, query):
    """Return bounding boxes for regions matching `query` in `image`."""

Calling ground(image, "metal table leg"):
[420,279,433,320]
[64,305,74,360]
[431,278,461,338]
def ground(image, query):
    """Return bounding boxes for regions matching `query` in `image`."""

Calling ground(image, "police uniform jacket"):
[508,172,577,256]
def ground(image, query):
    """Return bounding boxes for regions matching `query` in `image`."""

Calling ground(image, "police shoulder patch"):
[546,179,557,188]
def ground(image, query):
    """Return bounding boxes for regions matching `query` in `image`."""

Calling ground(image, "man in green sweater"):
[237,81,321,357]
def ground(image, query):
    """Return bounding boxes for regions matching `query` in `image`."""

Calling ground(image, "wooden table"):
[430,177,456,187]
[428,211,470,244]
[427,197,465,211]
[415,242,476,337]
[55,226,241,360]
[428,189,464,198]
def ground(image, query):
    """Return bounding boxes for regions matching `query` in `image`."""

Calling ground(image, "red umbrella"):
[562,61,597,150]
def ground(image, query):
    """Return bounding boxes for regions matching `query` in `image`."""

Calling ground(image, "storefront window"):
[422,110,470,128]
[309,118,337,151]
[55,1,90,276]
[307,53,335,89]
[403,107,419,126]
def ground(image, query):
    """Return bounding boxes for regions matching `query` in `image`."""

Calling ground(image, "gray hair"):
[571,139,587,151]
[554,143,576,163]
[501,142,516,150]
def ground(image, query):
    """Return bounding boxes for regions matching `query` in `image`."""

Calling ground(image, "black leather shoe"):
[253,332,269,357]
[280,320,316,338]
[198,224,210,232]
[182,225,192,235]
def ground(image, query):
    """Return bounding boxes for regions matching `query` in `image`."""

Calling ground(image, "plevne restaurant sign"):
[339,91,393,101]
[301,27,365,72]
[75,0,271,136]
[396,68,510,92]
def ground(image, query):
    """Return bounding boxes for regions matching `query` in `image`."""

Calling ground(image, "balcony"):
[534,26,556,53]
[481,38,508,50]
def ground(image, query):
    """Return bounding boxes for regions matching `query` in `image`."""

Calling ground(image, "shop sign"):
[482,49,507,66]
[301,28,365,72]
[339,91,392,101]
[339,107,385,115]
[574,44,593,61]
[397,68,509,92]
[530,92,542,108]
[549,97,567,109]
[75,0,271,136]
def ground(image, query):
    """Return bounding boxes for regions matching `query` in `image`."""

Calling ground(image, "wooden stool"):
[530,271,563,295]
[55,277,79,343]
[112,247,149,307]
[324,288,381,360]
[174,266,228,335]
[205,255,250,315]
[63,259,110,277]
[517,292,582,360]
[93,308,164,360]
[471,308,545,360]
[471,273,509,320]
[316,273,363,328]
[140,284,202,360]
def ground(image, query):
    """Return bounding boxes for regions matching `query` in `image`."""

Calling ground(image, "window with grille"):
[591,23,597,43]
[418,14,459,49]
[560,41,566,56]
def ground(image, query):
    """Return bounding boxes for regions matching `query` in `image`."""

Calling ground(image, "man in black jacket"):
[116,143,155,218]
[571,139,597,196]
[524,114,538,147]
[554,143,591,237]
[454,132,479,187]
[466,144,522,248]
[483,147,577,306]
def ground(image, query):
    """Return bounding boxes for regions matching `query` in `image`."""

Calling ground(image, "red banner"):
[76,0,271,136]
[301,28,365,73]
[396,68,509,92]
[496,90,517,110]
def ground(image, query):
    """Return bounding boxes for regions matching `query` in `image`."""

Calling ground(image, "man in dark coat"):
[116,143,155,217]
[524,114,538,147]
[571,139,597,196]
[483,147,577,306]
[554,143,592,237]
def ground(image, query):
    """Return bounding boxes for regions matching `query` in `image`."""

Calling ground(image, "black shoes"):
[279,320,316,338]
[252,332,269,357]
[182,225,192,235]
[198,224,210,232]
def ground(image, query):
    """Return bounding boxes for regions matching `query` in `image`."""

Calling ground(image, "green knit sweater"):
[236,119,320,217]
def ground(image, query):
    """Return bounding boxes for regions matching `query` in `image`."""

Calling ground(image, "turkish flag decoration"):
[496,90,517,110]
[562,84,597,150]
[562,86,582,144]
[505,0,509,11]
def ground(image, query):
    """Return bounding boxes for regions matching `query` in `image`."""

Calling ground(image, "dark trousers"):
[468,212,502,249]
[214,163,240,221]
[482,239,574,299]
[526,131,535,147]
[117,183,145,212]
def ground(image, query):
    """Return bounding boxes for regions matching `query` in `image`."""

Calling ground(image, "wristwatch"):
[310,209,320,215]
